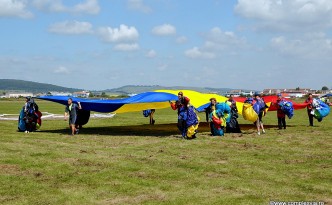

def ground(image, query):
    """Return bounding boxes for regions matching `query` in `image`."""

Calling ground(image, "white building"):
[73,91,90,98]
[49,91,72,96]
[6,93,33,98]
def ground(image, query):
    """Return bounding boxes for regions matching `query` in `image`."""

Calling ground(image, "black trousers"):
[307,110,314,126]
[278,117,286,129]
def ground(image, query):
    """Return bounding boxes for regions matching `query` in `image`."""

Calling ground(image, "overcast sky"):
[1,0,332,90]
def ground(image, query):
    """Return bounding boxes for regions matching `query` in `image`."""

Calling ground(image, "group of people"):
[168,92,242,138]
[168,91,330,138]
[18,97,90,136]
[24,92,328,137]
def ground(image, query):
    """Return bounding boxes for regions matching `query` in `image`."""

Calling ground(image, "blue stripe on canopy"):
[196,102,210,112]
[321,93,332,97]
[37,92,178,113]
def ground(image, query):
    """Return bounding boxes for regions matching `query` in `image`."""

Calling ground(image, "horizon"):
[1,1,332,90]
[0,79,325,93]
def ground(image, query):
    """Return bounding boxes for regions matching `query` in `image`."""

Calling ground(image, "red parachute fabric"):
[233,96,309,111]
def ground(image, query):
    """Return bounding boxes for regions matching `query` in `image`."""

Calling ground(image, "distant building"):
[48,91,72,96]
[73,91,90,98]
[262,88,315,97]
[6,92,33,98]
[225,90,255,97]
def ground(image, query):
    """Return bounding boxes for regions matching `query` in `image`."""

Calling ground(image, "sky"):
[1,0,332,91]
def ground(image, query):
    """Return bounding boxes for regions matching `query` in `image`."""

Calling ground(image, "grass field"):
[0,99,331,205]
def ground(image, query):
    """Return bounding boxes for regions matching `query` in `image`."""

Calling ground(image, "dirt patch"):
[102,192,167,205]
[0,164,22,175]
[205,172,224,178]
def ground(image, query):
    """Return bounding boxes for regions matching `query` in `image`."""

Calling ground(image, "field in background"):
[0,99,331,205]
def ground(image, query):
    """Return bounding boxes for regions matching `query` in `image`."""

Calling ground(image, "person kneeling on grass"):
[64,98,82,136]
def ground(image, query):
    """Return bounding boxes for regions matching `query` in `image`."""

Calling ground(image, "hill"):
[103,85,235,95]
[0,79,81,93]
[0,79,253,95]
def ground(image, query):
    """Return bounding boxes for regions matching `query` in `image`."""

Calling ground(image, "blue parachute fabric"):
[38,92,178,113]
[186,106,198,127]
[18,108,26,132]
[213,103,231,123]
[244,98,254,104]
[212,126,224,136]
[225,112,231,123]
[253,103,260,114]
[215,103,231,114]
[245,97,262,114]
[252,99,266,114]
[313,99,330,121]
[196,102,210,112]
[178,107,188,121]
[143,109,151,117]
[279,101,294,119]
[321,93,332,98]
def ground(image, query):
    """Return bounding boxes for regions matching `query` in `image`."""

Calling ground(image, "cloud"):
[54,66,70,74]
[176,36,188,44]
[48,20,93,35]
[157,63,168,71]
[32,0,100,14]
[152,24,176,36]
[235,0,332,31]
[127,0,151,13]
[98,24,139,43]
[184,27,247,59]
[203,27,247,50]
[184,47,215,59]
[73,0,100,14]
[146,49,156,58]
[0,0,33,18]
[270,33,332,59]
[114,43,139,51]
[32,0,66,12]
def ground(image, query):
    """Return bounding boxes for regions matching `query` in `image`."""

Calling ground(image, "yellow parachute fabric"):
[186,116,200,138]
[236,102,244,115]
[113,102,171,113]
[265,102,271,112]
[113,90,229,114]
[113,90,271,123]
[242,103,258,122]
[211,110,227,127]
[155,90,228,108]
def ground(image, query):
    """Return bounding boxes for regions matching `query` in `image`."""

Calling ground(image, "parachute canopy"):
[38,91,312,116]
[38,92,178,113]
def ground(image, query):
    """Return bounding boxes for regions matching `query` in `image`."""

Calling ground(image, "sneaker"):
[257,132,260,135]
[262,130,266,134]
[75,129,79,134]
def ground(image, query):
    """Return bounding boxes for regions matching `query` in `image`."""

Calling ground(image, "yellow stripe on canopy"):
[113,102,171,113]
[155,90,228,108]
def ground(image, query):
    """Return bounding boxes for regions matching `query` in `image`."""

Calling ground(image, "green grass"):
[0,99,331,205]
